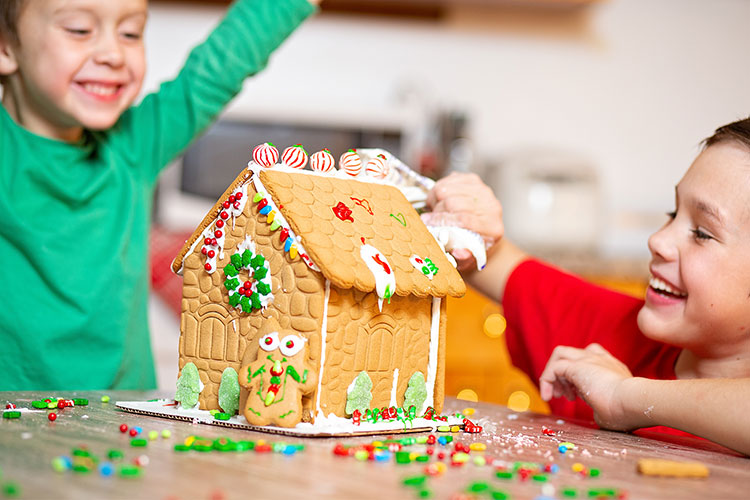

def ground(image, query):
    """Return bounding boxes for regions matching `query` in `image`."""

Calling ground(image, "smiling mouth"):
[649,276,687,298]
[77,82,123,98]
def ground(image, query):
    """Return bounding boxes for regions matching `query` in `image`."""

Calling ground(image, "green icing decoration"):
[345,371,373,416]
[218,367,240,416]
[175,362,201,408]
[230,253,242,268]
[402,371,427,414]
[224,264,238,277]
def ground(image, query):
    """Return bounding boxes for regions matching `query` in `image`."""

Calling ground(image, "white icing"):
[315,280,331,419]
[424,297,441,414]
[427,225,487,271]
[359,243,396,312]
[389,368,400,408]
[116,400,464,435]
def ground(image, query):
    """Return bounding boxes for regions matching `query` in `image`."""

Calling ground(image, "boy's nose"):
[93,33,125,67]
[647,224,678,262]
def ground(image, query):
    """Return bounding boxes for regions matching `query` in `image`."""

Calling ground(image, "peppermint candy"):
[282,144,308,169]
[365,153,389,179]
[310,149,335,173]
[252,143,279,168]
[339,149,362,177]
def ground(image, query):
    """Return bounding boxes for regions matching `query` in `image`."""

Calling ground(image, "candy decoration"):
[223,237,273,313]
[339,149,362,176]
[281,145,308,169]
[252,143,279,168]
[310,149,335,173]
[365,153,389,179]
[332,202,354,222]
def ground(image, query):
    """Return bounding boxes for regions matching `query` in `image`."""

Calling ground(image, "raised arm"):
[423,172,527,302]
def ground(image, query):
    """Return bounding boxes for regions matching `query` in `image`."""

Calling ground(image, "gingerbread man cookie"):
[239,318,317,427]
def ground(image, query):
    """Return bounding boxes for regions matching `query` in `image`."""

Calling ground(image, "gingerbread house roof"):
[172,164,466,299]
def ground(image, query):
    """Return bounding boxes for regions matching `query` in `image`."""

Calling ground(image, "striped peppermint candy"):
[282,145,308,169]
[310,149,335,173]
[252,142,279,168]
[339,149,362,177]
[365,154,390,179]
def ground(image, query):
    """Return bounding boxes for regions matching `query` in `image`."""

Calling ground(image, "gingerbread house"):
[171,145,466,424]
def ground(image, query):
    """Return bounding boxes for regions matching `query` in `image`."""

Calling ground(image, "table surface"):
[1,391,748,500]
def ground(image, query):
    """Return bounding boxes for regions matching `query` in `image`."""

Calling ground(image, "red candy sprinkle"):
[120,424,128,433]
[129,428,138,437]
[57,400,65,409]
[48,412,57,421]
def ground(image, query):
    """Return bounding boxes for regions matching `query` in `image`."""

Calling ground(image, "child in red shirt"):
[425,117,750,456]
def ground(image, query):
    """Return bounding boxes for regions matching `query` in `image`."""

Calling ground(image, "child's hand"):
[422,173,503,270]
[539,343,637,431]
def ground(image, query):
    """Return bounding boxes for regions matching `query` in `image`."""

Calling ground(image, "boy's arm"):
[422,172,527,302]
[116,0,316,176]
[539,344,750,455]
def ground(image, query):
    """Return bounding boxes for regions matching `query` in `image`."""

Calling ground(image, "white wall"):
[144,0,750,258]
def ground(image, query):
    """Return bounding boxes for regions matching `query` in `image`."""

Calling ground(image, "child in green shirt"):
[0,0,319,390]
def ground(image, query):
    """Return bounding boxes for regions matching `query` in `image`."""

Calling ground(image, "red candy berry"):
[223,201,231,209]
[207,250,215,258]
[229,195,235,203]
[244,281,252,289]
[204,263,212,271]
[48,412,57,421]
[235,192,242,200]
[129,428,138,437]
[214,230,223,238]
[57,400,65,409]
[220,211,228,220]
[216,220,224,228]
[201,247,208,255]
[120,424,128,433]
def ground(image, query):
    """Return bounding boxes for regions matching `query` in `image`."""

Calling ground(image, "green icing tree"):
[402,371,427,414]
[345,371,373,416]
[175,362,201,409]
[218,367,240,415]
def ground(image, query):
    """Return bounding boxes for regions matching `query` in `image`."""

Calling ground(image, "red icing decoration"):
[332,201,354,222]
[372,254,391,274]
[350,197,373,215]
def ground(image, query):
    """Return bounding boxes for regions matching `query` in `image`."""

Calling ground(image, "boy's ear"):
[0,37,19,76]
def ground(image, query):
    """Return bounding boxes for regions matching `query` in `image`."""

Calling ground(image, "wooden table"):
[1,391,748,499]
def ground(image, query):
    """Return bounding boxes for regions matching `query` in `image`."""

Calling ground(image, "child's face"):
[638,142,750,357]
[4,0,147,139]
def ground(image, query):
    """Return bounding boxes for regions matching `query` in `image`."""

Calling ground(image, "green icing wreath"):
[223,247,273,313]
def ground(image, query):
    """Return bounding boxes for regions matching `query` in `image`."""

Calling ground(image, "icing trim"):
[315,280,331,419]
[424,297,441,414]
[389,368,400,408]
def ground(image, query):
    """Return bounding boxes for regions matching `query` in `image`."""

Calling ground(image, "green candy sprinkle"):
[73,398,88,406]
[491,491,509,500]
[403,475,427,487]
[107,449,124,461]
[32,401,47,409]
[495,471,514,480]
[100,395,110,403]
[130,439,148,447]
[2,411,21,419]
[469,482,490,493]
[118,465,141,478]
[174,444,191,452]
[2,482,21,497]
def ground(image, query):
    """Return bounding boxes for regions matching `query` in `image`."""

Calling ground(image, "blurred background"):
[146,0,750,414]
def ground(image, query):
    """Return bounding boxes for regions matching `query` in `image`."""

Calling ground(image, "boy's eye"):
[120,31,142,41]
[65,28,91,36]
[691,228,713,241]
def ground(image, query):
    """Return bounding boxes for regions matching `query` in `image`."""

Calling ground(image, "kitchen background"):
[146,0,750,412]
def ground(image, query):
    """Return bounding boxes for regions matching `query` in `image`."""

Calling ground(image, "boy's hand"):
[539,343,638,431]
[423,173,504,270]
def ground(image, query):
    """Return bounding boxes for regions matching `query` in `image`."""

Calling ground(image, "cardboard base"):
[115,400,462,438]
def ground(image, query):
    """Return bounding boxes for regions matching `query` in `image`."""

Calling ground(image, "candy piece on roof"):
[310,148,335,173]
[282,144,308,169]
[252,142,279,168]
[339,149,362,177]
[366,153,389,179]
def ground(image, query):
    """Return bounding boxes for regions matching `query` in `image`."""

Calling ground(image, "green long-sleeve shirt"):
[0,0,315,390]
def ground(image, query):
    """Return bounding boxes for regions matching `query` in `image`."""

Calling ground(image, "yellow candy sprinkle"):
[572,463,585,472]
[267,211,276,223]
[409,452,420,461]
[257,439,266,446]
[372,441,383,448]
[289,245,298,259]
[463,407,476,416]
[469,443,487,452]
[184,436,196,447]
[450,425,460,433]
[559,441,576,450]
[437,425,451,432]
[161,430,171,439]
[148,431,159,441]
[473,456,487,466]
[453,452,470,463]
[434,462,447,473]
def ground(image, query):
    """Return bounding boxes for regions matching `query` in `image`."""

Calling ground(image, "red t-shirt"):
[502,259,682,425]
